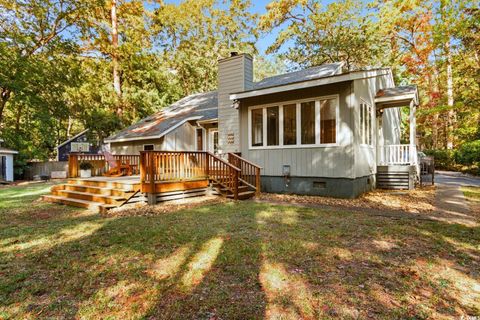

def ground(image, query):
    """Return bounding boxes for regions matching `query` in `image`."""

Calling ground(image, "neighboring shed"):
[56,130,100,161]
[0,138,18,182]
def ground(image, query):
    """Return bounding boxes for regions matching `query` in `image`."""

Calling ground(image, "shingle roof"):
[253,62,344,90]
[375,85,417,98]
[105,91,218,142]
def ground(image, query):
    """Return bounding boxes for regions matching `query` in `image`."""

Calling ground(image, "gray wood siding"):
[239,82,355,178]
[218,54,253,154]
[352,71,398,178]
[110,122,196,154]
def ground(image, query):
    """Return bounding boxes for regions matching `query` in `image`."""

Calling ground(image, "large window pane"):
[367,104,372,145]
[251,108,263,146]
[320,99,336,143]
[267,106,279,146]
[301,101,315,144]
[283,104,297,145]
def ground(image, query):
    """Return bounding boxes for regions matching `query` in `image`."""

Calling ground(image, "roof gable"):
[105,91,218,143]
[253,62,344,90]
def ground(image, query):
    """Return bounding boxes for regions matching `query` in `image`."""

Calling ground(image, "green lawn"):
[462,186,480,202]
[0,184,479,319]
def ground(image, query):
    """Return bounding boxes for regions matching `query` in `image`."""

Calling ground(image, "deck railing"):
[140,151,242,199]
[228,153,262,196]
[377,145,417,165]
[68,154,140,178]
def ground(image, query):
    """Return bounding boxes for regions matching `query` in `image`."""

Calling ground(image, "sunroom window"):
[283,103,297,145]
[249,96,338,148]
[301,101,315,144]
[267,106,279,146]
[251,108,263,147]
[320,99,336,143]
[360,102,372,145]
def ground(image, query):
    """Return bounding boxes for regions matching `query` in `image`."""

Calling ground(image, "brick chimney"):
[217,52,253,154]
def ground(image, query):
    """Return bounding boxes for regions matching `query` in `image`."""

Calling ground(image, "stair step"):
[227,191,256,200]
[42,195,115,213]
[220,185,249,193]
[51,190,125,205]
[67,179,139,191]
[60,184,134,197]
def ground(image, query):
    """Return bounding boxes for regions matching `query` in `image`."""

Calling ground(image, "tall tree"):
[152,0,258,95]
[111,0,122,103]
[0,0,89,127]
[259,0,385,70]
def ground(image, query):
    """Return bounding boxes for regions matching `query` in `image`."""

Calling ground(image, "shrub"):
[79,161,94,170]
[424,149,456,169]
[455,140,480,165]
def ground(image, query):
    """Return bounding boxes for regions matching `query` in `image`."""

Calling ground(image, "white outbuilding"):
[0,138,18,182]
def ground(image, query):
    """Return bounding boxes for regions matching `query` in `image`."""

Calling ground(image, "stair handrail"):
[206,152,240,200]
[227,153,262,196]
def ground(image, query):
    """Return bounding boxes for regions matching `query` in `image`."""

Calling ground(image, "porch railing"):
[377,145,418,165]
[140,151,242,200]
[228,152,262,196]
[68,154,140,178]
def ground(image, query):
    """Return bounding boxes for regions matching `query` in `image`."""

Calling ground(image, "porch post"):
[409,100,417,164]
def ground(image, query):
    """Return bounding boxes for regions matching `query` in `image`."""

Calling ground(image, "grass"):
[0,183,479,319]
[462,186,480,202]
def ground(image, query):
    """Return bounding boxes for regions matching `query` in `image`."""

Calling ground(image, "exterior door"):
[0,156,6,181]
[208,130,219,155]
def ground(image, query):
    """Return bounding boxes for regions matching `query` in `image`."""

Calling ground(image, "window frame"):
[248,94,339,150]
[143,144,155,151]
[359,99,374,147]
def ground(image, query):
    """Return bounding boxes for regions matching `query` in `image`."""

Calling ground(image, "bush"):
[455,140,480,165]
[424,149,456,169]
[79,161,94,170]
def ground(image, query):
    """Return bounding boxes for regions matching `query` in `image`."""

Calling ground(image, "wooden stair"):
[42,178,141,213]
[211,181,256,200]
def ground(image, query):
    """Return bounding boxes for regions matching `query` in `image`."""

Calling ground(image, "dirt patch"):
[107,195,229,217]
[258,187,436,214]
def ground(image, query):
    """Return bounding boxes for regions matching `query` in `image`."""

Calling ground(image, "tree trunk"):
[431,66,441,149]
[67,115,73,138]
[445,39,455,149]
[111,0,122,116]
[0,88,11,128]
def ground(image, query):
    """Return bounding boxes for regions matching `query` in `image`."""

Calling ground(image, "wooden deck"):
[44,151,262,211]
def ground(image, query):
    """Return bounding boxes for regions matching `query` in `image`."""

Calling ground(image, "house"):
[0,138,18,182]
[105,53,419,198]
[56,129,100,161]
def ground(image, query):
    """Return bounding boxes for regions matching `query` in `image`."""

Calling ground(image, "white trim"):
[0,149,18,155]
[359,98,374,146]
[196,118,218,124]
[231,69,390,100]
[247,94,340,150]
[374,93,417,104]
[56,129,89,149]
[208,129,219,154]
[104,116,202,143]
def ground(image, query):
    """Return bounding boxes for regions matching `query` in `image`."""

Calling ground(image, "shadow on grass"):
[0,200,479,319]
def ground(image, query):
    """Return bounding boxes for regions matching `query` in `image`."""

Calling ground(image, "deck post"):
[147,193,157,205]
[255,167,261,196]
[68,154,78,178]
[409,100,417,164]
[233,168,239,200]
